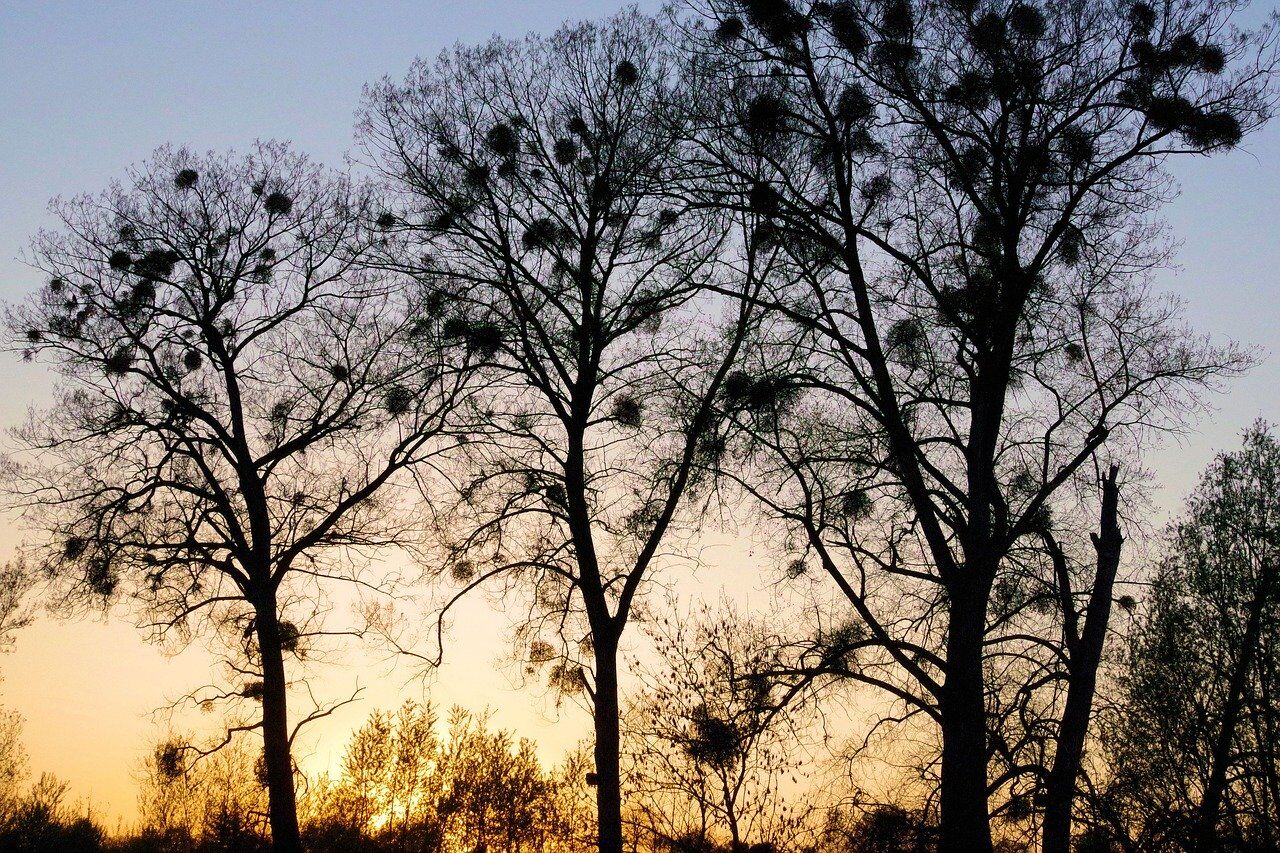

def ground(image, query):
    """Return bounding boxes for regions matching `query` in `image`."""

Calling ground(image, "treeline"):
[3,0,1278,851]
[132,702,594,853]
[0,696,931,852]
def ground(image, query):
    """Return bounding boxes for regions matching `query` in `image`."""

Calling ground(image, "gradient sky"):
[1,0,1278,827]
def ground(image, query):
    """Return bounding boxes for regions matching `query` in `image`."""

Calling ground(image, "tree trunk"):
[1043,466,1123,853]
[1194,565,1274,852]
[593,634,624,853]
[939,582,994,853]
[593,647,624,853]
[255,601,302,853]
[722,772,741,850]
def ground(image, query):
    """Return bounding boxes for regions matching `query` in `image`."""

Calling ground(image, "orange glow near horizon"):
[0,532,778,827]
[0,573,597,826]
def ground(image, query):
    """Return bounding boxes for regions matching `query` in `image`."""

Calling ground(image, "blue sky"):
[0,0,1277,823]
[3,1,1275,488]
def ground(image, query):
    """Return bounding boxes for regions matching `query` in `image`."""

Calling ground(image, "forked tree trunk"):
[255,600,302,853]
[939,580,995,853]
[1042,465,1123,853]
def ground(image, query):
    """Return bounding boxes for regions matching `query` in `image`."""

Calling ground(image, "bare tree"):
[623,601,817,850]
[358,12,760,852]
[1033,465,1124,851]
[678,0,1275,848]
[139,735,269,851]
[5,143,472,852]
[0,564,33,658]
[1089,423,1280,852]
[0,709,28,810]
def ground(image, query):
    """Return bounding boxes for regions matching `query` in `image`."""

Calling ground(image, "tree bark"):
[255,600,302,853]
[939,580,995,853]
[593,633,624,853]
[1042,465,1123,853]
[1194,563,1274,852]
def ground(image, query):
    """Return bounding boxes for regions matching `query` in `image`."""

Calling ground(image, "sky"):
[1,0,1279,828]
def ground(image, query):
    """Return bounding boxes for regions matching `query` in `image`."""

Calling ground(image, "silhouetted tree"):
[0,772,106,853]
[679,0,1276,848]
[302,700,593,852]
[1090,423,1280,851]
[0,564,33,811]
[0,564,33,657]
[359,12,759,852]
[6,143,472,852]
[137,737,269,852]
[817,803,935,852]
[0,708,27,811]
[324,700,442,844]
[623,602,815,850]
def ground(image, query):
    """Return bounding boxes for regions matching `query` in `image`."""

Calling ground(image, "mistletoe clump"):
[553,138,578,165]
[104,346,135,376]
[86,558,117,597]
[450,559,476,583]
[715,16,746,43]
[743,91,791,142]
[156,742,186,780]
[819,619,867,669]
[740,0,807,45]
[881,0,913,40]
[1128,1,1156,33]
[1008,3,1046,40]
[63,536,87,561]
[614,60,639,86]
[133,248,178,281]
[529,640,557,664]
[464,164,491,187]
[840,488,872,520]
[822,1,867,56]
[885,317,925,366]
[1057,225,1084,266]
[610,394,643,428]
[722,370,798,417]
[443,317,503,358]
[521,217,563,251]
[278,621,302,654]
[748,181,781,215]
[567,115,591,139]
[835,83,875,124]
[485,121,519,157]
[548,662,587,694]
[970,12,1008,53]
[383,384,414,416]
[1144,96,1242,149]
[685,705,740,768]
[945,71,992,110]
[264,191,293,216]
